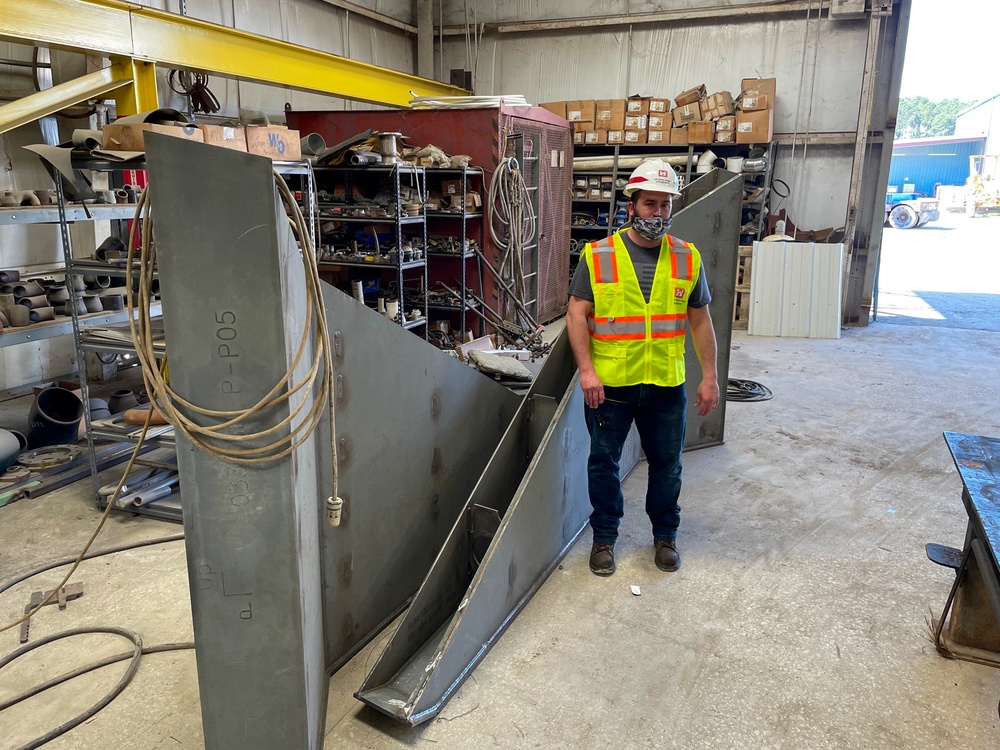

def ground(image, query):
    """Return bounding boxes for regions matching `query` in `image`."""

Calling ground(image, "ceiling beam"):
[0,0,463,108]
[0,62,131,133]
[438,1,829,36]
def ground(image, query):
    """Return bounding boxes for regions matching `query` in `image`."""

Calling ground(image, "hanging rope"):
[125,175,338,485]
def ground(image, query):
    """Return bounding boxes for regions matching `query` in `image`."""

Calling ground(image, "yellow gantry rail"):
[0,0,467,132]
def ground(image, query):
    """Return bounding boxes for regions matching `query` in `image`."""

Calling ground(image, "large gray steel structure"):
[145,136,740,747]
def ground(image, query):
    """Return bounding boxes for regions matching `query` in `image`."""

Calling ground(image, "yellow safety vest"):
[583,230,702,387]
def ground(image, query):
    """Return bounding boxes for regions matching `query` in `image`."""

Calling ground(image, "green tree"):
[897,96,976,138]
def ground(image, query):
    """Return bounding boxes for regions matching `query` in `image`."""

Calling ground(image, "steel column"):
[109,54,158,116]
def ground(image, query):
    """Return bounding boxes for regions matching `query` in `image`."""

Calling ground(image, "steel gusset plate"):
[671,168,743,450]
[317,284,523,671]
[356,330,591,724]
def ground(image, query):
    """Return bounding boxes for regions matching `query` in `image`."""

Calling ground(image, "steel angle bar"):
[669,168,743,451]
[356,329,592,724]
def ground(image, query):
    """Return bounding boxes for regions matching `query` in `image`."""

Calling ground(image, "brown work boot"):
[589,542,616,576]
[654,540,680,571]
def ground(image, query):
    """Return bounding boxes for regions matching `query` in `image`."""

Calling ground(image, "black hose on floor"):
[726,378,774,402]
[0,534,191,748]
[2,627,143,750]
[0,533,185,596]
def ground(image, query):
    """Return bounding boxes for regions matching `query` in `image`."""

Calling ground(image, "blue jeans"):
[585,384,687,545]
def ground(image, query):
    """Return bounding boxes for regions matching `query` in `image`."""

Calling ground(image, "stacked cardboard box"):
[551,79,776,148]
[736,78,775,143]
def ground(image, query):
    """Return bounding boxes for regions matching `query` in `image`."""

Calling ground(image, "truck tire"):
[888,204,918,229]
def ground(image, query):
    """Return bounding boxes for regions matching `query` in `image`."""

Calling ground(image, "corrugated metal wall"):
[888,137,986,196]
[956,94,1000,154]
[439,2,882,231]
[748,241,844,339]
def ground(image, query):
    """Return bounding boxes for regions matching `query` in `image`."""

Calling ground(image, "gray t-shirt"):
[568,232,712,307]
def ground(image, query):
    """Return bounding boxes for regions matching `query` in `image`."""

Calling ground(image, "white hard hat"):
[623,159,681,197]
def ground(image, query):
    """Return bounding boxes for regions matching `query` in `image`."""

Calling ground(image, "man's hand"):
[580,369,605,409]
[694,378,720,416]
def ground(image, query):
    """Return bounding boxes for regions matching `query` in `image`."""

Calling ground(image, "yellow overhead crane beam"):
[0,0,467,133]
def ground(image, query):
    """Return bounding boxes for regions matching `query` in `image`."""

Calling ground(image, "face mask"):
[632,215,672,242]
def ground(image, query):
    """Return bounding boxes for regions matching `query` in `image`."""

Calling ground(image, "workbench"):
[929,432,1000,666]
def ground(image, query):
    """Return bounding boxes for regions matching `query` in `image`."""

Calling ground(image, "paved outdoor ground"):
[877,211,1000,332]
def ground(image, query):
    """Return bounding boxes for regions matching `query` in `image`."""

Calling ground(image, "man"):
[566,159,720,576]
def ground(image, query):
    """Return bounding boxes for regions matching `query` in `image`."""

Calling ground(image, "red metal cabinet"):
[287,106,572,326]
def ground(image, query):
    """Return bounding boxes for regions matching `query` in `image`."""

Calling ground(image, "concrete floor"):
[2,223,1000,747]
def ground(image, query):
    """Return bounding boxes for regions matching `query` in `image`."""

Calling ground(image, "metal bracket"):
[19,582,85,643]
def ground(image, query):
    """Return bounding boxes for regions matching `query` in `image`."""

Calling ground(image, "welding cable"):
[726,378,774,402]
[0,406,159,636]
[0,533,184,597]
[487,156,537,330]
[0,626,195,750]
[125,176,339,492]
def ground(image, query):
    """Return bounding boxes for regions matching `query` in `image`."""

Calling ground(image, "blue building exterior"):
[888,136,986,197]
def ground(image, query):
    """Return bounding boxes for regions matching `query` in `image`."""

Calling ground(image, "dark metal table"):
[928,432,1000,666]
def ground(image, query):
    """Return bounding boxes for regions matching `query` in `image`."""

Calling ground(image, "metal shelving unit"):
[423,166,485,340]
[9,155,316,523]
[312,163,429,336]
[569,141,777,272]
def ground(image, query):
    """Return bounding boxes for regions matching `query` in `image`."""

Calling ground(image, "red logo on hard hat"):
[657,169,671,177]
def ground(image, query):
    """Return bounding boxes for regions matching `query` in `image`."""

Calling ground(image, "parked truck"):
[884,191,940,229]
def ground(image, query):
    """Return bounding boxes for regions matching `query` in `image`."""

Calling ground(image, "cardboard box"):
[688,121,715,144]
[715,130,736,143]
[573,131,586,145]
[539,101,567,119]
[736,109,774,143]
[441,179,462,195]
[606,130,625,145]
[101,122,204,152]
[675,84,707,106]
[449,191,482,211]
[626,95,651,115]
[740,94,770,112]
[595,99,626,130]
[716,115,736,132]
[648,114,669,130]
[624,114,648,131]
[702,91,735,120]
[572,121,595,133]
[646,129,670,144]
[585,130,608,145]
[672,102,703,127]
[670,128,689,145]
[566,100,596,122]
[197,124,248,152]
[624,130,647,145]
[588,176,601,187]
[245,126,302,160]
[649,98,670,114]
[589,187,602,199]
[741,78,776,106]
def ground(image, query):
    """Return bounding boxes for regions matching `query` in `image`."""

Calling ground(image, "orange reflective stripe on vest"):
[583,231,702,387]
